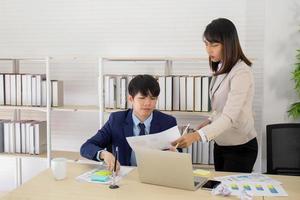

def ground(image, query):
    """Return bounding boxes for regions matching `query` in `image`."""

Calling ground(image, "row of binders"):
[0,120,47,155]
[0,73,64,107]
[104,75,212,112]
[158,76,211,112]
[179,126,214,165]
[183,140,214,164]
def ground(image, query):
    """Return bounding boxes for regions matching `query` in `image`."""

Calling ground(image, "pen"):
[109,146,119,189]
[113,146,118,173]
[175,123,190,148]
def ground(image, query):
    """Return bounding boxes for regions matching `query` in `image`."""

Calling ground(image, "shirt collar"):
[217,62,222,71]
[132,112,153,129]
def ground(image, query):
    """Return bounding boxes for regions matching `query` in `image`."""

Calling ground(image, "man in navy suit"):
[80,75,177,171]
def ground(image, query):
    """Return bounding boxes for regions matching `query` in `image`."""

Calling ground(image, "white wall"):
[0,0,252,58]
[262,0,300,171]
[3,0,299,172]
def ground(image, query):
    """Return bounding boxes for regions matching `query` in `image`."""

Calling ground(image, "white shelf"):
[49,105,211,116]
[51,105,99,112]
[0,58,48,62]
[103,57,207,62]
[0,105,47,112]
[104,108,212,117]
[0,105,100,113]
[0,152,47,159]
[163,110,212,117]
[0,151,82,162]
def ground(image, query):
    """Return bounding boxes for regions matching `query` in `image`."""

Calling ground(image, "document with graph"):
[215,174,288,196]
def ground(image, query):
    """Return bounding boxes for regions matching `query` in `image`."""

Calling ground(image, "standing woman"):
[172,18,258,173]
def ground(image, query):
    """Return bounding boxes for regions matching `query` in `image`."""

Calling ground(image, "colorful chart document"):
[214,173,288,197]
[223,181,288,196]
[215,173,281,184]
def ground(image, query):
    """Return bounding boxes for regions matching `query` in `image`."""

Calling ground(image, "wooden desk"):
[0,163,280,200]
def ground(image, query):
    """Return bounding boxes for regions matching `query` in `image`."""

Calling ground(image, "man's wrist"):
[97,150,106,161]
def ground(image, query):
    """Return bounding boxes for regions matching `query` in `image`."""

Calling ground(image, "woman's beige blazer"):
[201,61,257,146]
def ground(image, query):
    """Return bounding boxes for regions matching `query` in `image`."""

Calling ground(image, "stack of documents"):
[214,174,288,197]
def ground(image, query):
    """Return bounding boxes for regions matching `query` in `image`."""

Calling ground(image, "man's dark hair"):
[128,74,160,98]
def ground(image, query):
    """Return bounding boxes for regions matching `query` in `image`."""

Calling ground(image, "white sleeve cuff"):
[198,129,208,142]
[96,150,105,161]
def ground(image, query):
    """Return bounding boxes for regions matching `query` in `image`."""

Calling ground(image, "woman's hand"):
[171,131,201,148]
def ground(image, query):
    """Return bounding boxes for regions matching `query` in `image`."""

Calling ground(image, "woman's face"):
[204,39,223,62]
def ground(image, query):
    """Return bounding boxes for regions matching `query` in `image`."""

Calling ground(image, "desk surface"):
[1,163,299,200]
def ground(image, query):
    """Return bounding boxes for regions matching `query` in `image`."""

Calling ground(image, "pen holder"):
[109,171,119,189]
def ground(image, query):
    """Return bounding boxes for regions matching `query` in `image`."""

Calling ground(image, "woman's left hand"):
[171,131,201,148]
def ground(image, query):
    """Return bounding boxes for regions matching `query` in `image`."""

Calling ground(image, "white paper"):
[214,173,281,184]
[76,165,135,185]
[222,181,288,197]
[214,173,288,197]
[126,126,181,151]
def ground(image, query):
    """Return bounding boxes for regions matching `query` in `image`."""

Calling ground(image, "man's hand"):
[100,151,120,173]
[171,131,201,148]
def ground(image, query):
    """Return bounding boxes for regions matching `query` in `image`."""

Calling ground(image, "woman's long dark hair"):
[203,18,252,75]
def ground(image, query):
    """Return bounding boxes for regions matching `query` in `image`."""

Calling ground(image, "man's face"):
[128,92,158,121]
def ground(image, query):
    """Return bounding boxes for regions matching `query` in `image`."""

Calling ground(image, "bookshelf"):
[0,57,51,189]
[0,56,214,191]
[98,57,214,166]
[0,58,86,190]
[98,57,212,126]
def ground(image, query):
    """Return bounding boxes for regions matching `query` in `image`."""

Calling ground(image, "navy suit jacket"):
[80,109,177,166]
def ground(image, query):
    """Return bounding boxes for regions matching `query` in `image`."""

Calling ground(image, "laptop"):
[135,148,208,191]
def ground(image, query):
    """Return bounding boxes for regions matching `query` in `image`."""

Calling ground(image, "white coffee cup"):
[51,158,67,180]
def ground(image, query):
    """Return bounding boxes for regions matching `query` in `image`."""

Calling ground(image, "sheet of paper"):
[76,165,135,185]
[214,173,288,197]
[214,173,281,184]
[126,125,181,151]
[222,181,288,197]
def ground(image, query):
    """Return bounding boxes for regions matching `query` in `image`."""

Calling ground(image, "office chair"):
[266,123,300,176]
